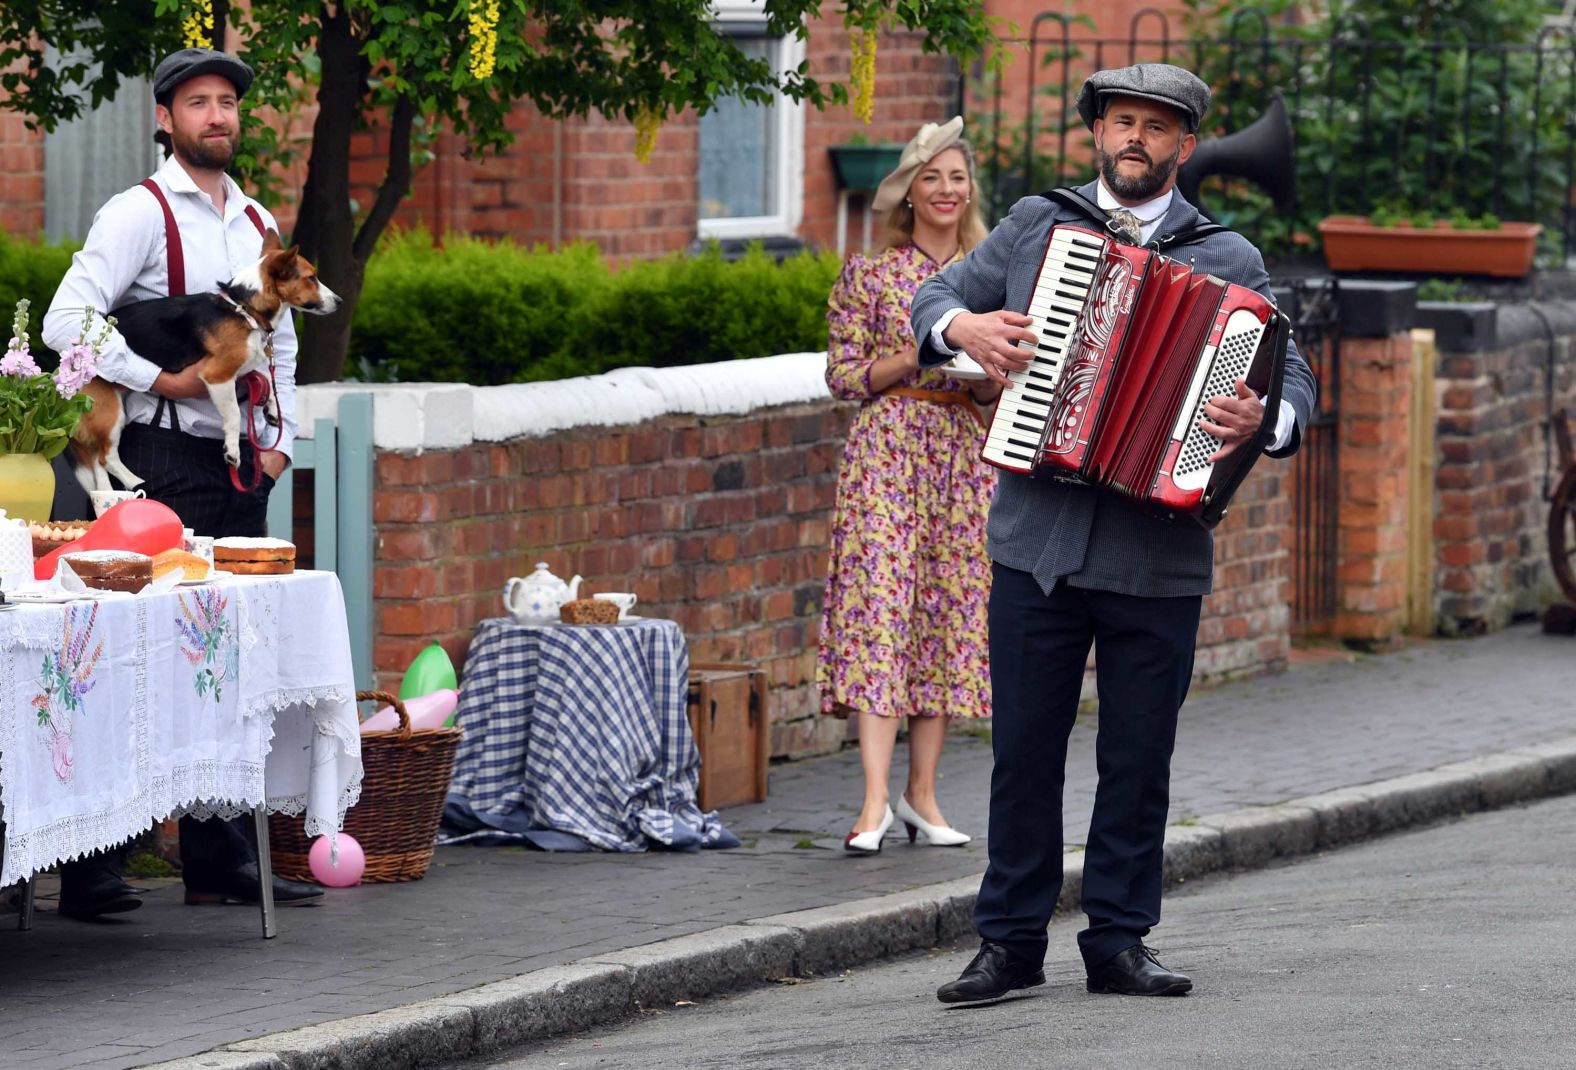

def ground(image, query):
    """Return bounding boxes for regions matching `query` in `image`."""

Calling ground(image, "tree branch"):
[352,93,415,263]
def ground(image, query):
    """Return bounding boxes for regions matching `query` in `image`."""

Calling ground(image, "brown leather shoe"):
[1085,943,1192,996]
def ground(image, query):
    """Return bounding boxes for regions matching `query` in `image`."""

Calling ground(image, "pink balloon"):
[360,689,459,733]
[308,833,365,888]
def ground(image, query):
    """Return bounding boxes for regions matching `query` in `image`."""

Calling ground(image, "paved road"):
[3,625,1574,1068]
[489,794,1576,1070]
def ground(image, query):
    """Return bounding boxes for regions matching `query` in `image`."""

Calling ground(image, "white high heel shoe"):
[896,795,971,846]
[844,804,894,854]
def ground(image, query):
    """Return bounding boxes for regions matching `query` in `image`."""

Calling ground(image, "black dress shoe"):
[936,942,1046,1004]
[58,873,143,920]
[1085,943,1192,996]
[183,862,324,906]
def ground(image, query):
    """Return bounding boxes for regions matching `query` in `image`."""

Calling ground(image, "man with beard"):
[41,47,321,918]
[911,64,1316,1002]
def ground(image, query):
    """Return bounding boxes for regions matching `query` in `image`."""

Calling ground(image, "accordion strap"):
[1041,187,1226,251]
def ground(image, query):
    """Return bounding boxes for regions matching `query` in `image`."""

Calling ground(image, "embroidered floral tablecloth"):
[0,570,362,887]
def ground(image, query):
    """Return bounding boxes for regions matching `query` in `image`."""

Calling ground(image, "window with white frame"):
[697,1,804,240]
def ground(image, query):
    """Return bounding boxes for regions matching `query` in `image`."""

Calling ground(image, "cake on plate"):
[62,550,153,593]
[213,536,296,575]
[152,547,212,582]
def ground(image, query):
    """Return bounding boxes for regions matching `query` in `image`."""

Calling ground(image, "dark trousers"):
[976,563,1202,969]
[119,419,277,881]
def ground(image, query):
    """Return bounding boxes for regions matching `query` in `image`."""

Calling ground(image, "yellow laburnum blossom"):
[469,0,501,81]
[634,106,661,164]
[182,0,214,49]
[850,27,878,124]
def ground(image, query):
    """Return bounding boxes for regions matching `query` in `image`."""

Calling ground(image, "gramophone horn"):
[1177,93,1295,213]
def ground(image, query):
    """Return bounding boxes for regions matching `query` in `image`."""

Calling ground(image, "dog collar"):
[218,289,277,353]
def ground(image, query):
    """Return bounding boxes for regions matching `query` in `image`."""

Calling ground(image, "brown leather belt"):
[882,386,985,428]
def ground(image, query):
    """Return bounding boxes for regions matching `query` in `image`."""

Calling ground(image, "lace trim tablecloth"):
[0,570,362,887]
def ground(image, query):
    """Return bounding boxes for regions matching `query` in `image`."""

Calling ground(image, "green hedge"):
[0,231,79,360]
[0,227,843,384]
[348,230,842,385]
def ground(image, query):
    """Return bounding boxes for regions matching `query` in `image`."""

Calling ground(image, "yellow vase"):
[0,453,56,523]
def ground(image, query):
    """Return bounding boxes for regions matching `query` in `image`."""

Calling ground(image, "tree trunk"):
[292,7,366,385]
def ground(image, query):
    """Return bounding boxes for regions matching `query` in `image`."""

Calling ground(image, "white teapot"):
[503,562,584,622]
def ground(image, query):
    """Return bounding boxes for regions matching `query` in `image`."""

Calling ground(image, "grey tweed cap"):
[153,48,254,104]
[1075,63,1211,132]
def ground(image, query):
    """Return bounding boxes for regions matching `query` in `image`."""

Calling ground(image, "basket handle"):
[357,689,411,739]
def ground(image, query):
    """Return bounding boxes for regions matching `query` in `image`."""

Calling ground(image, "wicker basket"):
[267,690,461,883]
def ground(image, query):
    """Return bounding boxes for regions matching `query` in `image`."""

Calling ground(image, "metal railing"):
[971,9,1576,262]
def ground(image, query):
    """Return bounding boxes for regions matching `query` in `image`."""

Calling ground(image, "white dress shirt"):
[929,178,1294,452]
[42,153,298,460]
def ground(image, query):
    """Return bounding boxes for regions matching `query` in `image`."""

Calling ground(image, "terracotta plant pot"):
[1317,216,1543,278]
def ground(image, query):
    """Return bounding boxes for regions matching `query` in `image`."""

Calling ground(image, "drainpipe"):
[552,120,563,249]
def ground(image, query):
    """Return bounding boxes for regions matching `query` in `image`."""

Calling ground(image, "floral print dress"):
[816,244,995,721]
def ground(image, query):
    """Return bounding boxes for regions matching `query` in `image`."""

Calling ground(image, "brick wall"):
[0,111,43,236]
[1432,304,1576,634]
[363,396,1293,760]
[1334,334,1413,645]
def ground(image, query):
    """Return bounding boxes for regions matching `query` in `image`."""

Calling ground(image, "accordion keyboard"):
[982,228,1109,472]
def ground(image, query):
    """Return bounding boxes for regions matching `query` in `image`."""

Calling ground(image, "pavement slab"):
[3,624,1575,1069]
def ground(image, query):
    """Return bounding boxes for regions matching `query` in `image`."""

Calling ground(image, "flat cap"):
[1075,63,1211,133]
[153,48,254,104]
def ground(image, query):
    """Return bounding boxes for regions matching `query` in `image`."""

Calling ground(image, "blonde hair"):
[883,137,989,255]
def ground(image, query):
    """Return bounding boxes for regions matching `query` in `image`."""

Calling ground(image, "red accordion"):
[981,225,1290,528]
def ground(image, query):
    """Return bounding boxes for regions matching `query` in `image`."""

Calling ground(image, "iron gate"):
[1283,278,1341,630]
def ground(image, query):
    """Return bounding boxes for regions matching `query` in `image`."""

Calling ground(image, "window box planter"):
[827,144,904,191]
[1317,215,1542,278]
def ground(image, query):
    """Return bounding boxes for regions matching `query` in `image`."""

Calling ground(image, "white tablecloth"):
[0,569,362,887]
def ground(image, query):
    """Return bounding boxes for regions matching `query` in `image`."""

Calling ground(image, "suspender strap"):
[140,178,185,297]
[139,180,270,298]
[1040,186,1227,251]
[138,180,273,455]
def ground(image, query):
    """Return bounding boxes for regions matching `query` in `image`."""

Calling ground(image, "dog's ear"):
[262,228,284,253]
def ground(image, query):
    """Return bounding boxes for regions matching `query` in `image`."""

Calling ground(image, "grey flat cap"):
[1075,63,1211,132]
[153,48,254,104]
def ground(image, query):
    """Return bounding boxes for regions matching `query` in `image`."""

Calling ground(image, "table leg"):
[18,876,34,931]
[252,805,276,939]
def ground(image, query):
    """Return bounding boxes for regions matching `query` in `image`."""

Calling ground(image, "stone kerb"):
[298,353,1297,760]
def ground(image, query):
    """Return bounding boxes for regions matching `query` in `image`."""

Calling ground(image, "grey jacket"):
[911,182,1318,597]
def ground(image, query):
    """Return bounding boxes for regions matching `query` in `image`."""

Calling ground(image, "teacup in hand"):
[592,592,638,619]
[89,488,146,519]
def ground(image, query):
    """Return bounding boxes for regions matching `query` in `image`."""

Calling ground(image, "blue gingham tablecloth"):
[442,616,737,852]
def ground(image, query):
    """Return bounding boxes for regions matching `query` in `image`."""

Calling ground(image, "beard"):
[170,124,239,170]
[1098,142,1181,202]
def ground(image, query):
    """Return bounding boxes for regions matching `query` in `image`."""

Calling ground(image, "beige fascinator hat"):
[871,116,966,213]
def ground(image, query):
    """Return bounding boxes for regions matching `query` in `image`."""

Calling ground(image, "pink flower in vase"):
[49,727,74,782]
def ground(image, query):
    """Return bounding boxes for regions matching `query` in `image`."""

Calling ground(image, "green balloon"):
[399,643,457,700]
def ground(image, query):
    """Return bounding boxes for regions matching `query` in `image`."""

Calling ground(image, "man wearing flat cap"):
[43,47,319,918]
[913,63,1317,1003]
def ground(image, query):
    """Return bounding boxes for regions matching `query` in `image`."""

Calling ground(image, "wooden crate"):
[686,662,769,810]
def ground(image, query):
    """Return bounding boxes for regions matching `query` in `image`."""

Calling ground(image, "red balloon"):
[35,499,185,580]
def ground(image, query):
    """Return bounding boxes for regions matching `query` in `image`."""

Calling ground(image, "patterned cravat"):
[1107,208,1144,245]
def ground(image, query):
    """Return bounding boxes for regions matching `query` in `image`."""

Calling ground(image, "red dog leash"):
[230,365,283,493]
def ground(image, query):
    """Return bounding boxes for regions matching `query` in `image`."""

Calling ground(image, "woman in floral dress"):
[816,118,1000,854]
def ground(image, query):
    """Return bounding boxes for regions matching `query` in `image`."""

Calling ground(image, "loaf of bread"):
[63,550,153,594]
[213,536,296,575]
[152,547,211,582]
[559,598,621,625]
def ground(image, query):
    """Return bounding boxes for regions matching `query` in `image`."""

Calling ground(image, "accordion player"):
[978,224,1290,529]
